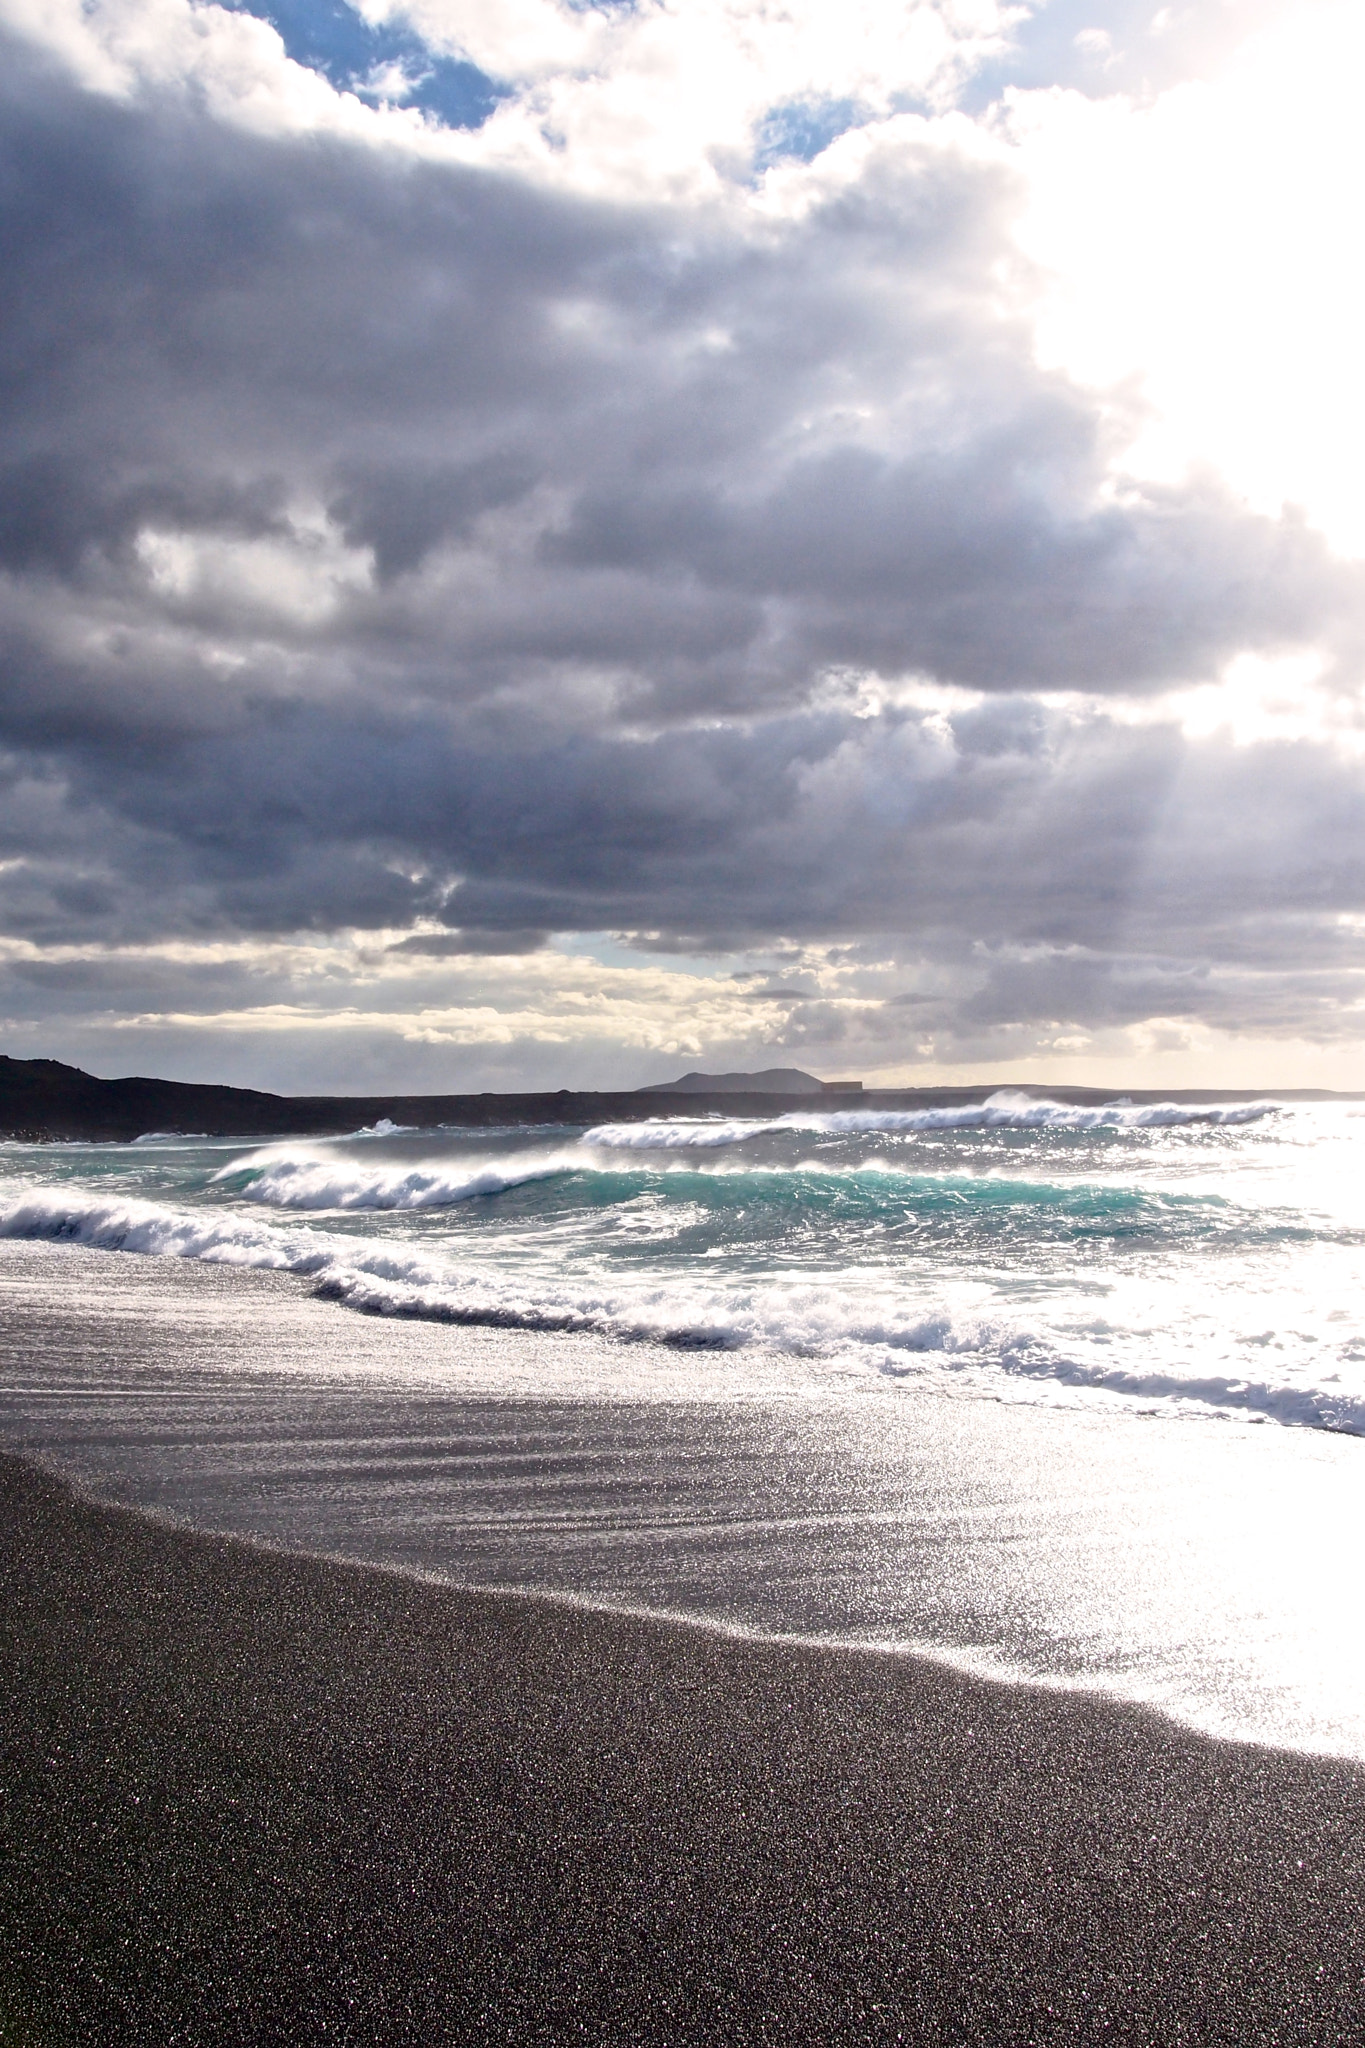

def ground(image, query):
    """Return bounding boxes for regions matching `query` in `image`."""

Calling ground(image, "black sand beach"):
[2,1455,1364,2044]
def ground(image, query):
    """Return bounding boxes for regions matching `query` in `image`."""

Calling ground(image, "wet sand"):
[3,1453,1364,2044]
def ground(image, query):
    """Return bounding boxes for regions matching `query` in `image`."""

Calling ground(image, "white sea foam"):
[0,1187,319,1270]
[584,1118,781,1149]
[799,1091,1279,1133]
[3,1177,1362,1432]
[216,1145,580,1211]
[584,1091,1278,1149]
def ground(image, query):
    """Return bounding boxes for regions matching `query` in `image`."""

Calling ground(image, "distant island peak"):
[643,1068,864,1096]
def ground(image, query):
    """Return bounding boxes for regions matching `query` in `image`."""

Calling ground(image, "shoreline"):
[4,1451,1365,2043]
[7,1231,1365,1764]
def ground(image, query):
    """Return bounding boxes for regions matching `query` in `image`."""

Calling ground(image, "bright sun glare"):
[1014,0,1365,557]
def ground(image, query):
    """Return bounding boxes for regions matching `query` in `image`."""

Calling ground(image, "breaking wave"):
[585,1118,779,1150]
[215,1144,579,1211]
[3,1178,1362,1433]
[584,1090,1277,1149]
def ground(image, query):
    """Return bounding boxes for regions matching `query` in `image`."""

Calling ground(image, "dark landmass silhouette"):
[646,1067,847,1095]
[0,1054,1360,1142]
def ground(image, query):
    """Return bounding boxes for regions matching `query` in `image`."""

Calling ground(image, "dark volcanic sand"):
[2,1455,1364,2046]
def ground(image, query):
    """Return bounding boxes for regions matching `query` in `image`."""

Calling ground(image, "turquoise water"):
[4,1091,1365,1429]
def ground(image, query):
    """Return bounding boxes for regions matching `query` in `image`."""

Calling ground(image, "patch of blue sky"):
[753,96,867,173]
[224,0,505,129]
[956,0,1183,112]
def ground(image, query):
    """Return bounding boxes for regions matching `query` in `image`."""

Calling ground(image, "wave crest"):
[215,1145,579,1211]
[585,1091,1277,1150]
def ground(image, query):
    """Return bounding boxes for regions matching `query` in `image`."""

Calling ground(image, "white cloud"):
[397,0,1013,192]
[0,0,1016,189]
[135,513,373,628]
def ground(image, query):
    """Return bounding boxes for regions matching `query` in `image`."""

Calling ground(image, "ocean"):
[4,1090,1365,1757]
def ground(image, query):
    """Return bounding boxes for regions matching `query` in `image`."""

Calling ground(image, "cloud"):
[0,0,1363,1087]
[386,929,549,956]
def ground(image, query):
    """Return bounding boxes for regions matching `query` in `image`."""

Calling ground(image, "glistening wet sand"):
[3,1452,1364,2045]
[9,1240,1365,1758]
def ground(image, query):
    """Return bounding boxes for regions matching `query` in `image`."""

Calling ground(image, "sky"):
[2,0,1364,1094]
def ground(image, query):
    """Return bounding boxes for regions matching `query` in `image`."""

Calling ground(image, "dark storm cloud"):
[0,37,1352,720]
[0,457,289,580]
[17,689,1364,974]
[386,929,549,955]
[1,19,1364,1067]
